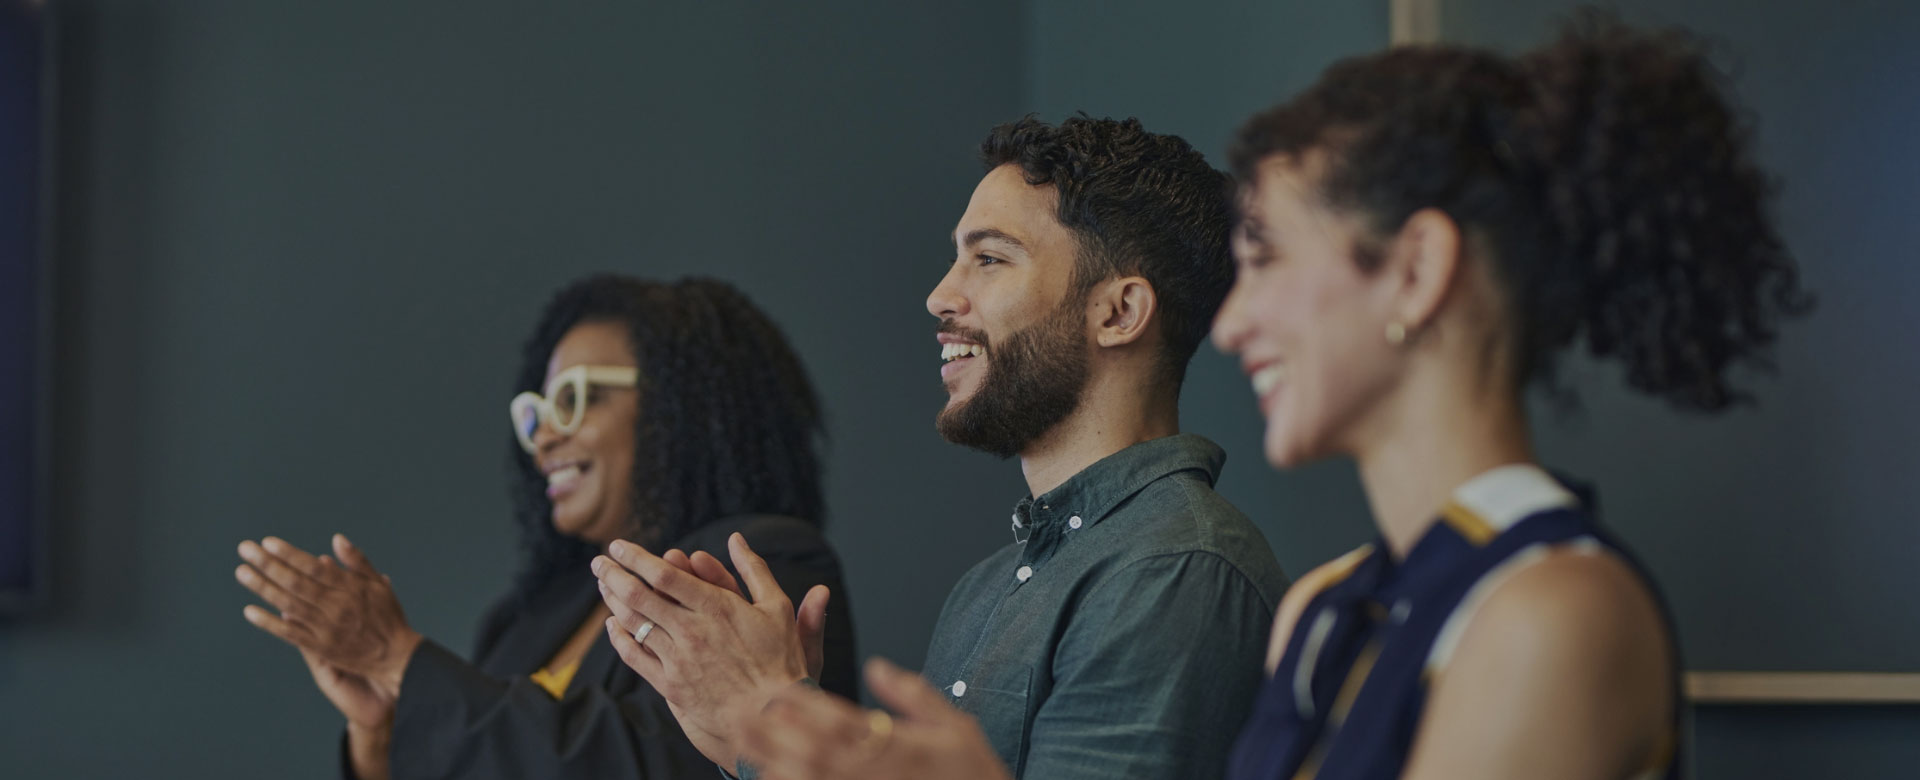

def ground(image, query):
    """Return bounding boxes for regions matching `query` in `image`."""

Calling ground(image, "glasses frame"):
[509,364,639,454]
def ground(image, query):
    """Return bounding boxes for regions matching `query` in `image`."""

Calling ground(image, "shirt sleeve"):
[1017,551,1275,780]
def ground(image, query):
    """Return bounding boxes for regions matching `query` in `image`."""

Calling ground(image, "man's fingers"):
[865,657,956,724]
[235,563,312,616]
[261,536,330,579]
[727,533,788,608]
[333,533,381,577]
[688,550,745,597]
[594,558,685,635]
[243,603,317,649]
[596,572,641,624]
[742,689,868,780]
[241,540,329,597]
[797,585,830,679]
[661,548,695,572]
[607,540,722,611]
[605,616,670,687]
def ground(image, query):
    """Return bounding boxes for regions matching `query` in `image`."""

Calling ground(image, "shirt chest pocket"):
[953,663,1034,776]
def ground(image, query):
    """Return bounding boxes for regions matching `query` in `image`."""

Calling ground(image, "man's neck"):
[1017,372,1180,498]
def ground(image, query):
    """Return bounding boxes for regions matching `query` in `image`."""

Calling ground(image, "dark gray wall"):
[0,1,1025,777]
[5,0,1917,777]
[1031,0,1920,777]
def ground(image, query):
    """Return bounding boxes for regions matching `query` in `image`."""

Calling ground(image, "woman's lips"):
[1250,363,1284,415]
[546,463,587,500]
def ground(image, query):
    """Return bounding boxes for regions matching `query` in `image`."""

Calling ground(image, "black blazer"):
[362,514,857,779]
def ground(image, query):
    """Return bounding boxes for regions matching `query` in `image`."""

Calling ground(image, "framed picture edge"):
[1,0,55,615]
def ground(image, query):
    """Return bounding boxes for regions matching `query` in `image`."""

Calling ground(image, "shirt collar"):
[1011,433,1226,539]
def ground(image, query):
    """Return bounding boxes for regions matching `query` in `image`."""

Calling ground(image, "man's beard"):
[935,292,1092,459]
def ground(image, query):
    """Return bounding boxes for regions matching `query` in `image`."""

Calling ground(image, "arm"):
[1019,552,1276,780]
[1401,551,1675,780]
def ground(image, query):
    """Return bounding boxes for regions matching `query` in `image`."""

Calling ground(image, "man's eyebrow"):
[955,228,1029,251]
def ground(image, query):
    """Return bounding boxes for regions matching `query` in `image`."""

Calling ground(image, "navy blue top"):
[1227,465,1682,780]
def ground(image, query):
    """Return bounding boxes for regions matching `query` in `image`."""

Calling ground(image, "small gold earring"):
[1385,321,1408,346]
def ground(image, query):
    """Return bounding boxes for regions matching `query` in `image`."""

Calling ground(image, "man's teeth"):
[1251,365,1285,397]
[941,343,987,362]
[547,464,583,488]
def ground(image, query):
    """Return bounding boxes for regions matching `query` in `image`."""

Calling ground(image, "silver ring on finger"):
[634,621,655,645]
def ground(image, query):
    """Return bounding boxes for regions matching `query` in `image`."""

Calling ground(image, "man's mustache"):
[936,319,991,349]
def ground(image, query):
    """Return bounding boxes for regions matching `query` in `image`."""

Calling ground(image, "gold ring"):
[860,710,894,754]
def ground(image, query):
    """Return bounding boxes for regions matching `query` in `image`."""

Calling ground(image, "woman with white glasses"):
[235,275,857,780]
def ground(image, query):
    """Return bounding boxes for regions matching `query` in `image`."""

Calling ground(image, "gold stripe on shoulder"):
[1294,543,1376,599]
[1322,543,1374,584]
[1441,500,1497,546]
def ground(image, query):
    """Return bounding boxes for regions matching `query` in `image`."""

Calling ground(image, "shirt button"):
[1016,565,1033,582]
[952,680,968,697]
[1391,599,1411,623]
[1068,516,1083,530]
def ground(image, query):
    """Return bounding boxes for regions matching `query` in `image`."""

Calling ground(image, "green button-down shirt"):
[921,434,1288,779]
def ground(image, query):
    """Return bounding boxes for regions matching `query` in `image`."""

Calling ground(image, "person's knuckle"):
[612,575,642,603]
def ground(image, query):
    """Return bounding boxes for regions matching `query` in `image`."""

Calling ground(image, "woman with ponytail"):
[1213,10,1808,780]
[720,11,1808,780]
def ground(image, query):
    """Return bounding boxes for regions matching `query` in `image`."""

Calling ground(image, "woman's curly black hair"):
[1229,9,1812,411]
[506,275,826,599]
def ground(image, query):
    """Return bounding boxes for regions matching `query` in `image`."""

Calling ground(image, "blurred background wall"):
[2,1,1915,777]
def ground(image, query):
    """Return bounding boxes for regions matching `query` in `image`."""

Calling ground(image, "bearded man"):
[592,116,1288,780]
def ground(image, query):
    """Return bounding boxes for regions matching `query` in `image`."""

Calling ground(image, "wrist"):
[370,630,423,700]
[346,721,393,780]
[346,719,391,745]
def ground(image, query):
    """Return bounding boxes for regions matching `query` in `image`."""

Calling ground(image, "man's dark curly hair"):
[506,275,826,599]
[1229,9,1812,412]
[982,115,1235,390]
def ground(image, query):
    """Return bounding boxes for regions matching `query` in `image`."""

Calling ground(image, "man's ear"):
[1090,276,1158,348]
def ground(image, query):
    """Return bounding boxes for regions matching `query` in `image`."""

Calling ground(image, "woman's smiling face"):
[1211,154,1410,469]
[529,320,640,545]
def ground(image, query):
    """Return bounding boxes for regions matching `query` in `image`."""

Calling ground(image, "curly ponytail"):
[1228,8,1811,412]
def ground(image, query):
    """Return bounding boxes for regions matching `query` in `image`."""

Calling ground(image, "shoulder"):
[1407,548,1676,777]
[1071,546,1284,632]
[1109,473,1282,576]
[1459,547,1669,669]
